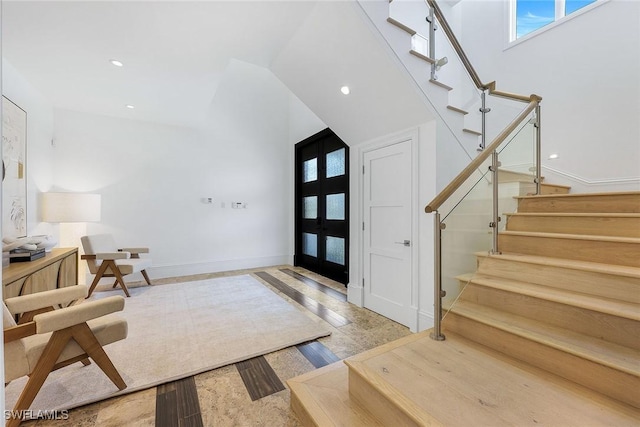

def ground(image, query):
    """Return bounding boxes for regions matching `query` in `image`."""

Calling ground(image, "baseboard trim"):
[88,254,293,285]
[543,166,640,188]
[347,283,364,307]
[418,310,435,332]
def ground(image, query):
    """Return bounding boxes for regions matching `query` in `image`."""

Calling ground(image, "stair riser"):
[517,194,640,213]
[499,234,640,267]
[444,313,640,409]
[505,215,640,238]
[476,256,640,304]
[349,369,421,427]
[290,390,320,427]
[539,184,570,195]
[459,283,640,350]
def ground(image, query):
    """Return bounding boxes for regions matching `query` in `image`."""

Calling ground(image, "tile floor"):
[19,266,411,427]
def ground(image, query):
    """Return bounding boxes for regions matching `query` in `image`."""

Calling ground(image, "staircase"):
[288,192,640,425]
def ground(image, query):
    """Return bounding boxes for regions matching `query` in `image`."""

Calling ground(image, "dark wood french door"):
[294,129,349,285]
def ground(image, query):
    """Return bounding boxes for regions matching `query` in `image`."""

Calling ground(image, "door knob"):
[394,240,411,247]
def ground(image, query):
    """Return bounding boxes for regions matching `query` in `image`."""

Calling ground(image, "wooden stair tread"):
[500,230,640,244]
[345,331,640,426]
[446,105,468,115]
[409,49,435,64]
[456,272,640,321]
[429,78,453,91]
[475,251,640,279]
[517,191,640,200]
[505,212,640,218]
[386,17,416,35]
[288,361,384,427]
[447,301,640,376]
[540,183,571,189]
[462,128,481,136]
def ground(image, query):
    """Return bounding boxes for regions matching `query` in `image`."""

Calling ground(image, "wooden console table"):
[2,247,78,299]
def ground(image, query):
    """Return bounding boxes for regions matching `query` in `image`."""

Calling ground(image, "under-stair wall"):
[358,0,539,192]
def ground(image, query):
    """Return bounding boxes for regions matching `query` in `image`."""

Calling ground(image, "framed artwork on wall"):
[2,96,28,238]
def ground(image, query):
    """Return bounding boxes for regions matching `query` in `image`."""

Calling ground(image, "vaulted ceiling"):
[2,1,434,143]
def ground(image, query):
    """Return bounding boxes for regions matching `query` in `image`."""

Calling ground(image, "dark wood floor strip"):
[236,356,285,401]
[255,271,351,327]
[279,269,347,302]
[156,377,203,427]
[297,341,341,368]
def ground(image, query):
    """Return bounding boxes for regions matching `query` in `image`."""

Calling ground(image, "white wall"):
[49,60,322,280]
[457,0,640,192]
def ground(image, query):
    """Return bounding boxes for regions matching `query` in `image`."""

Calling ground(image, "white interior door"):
[363,139,413,326]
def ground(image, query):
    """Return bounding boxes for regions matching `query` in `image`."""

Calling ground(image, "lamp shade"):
[41,192,101,223]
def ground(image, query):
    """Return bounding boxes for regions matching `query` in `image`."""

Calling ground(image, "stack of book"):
[9,247,46,263]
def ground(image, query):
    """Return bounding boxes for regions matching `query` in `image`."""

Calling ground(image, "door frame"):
[350,127,421,332]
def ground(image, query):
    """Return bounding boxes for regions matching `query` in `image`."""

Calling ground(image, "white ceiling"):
[1,1,318,127]
[2,0,435,143]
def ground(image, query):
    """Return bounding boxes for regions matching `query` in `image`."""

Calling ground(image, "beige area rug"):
[5,274,331,412]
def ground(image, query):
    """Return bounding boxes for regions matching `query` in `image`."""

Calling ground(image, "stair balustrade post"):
[430,212,446,341]
[535,104,542,195]
[479,90,491,152]
[490,151,500,254]
[428,6,438,81]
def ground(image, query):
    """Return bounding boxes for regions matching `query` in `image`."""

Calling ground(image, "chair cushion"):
[81,234,118,254]
[113,258,152,275]
[3,303,17,328]
[4,314,127,382]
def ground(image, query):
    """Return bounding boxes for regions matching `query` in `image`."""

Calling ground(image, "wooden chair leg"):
[112,280,118,289]
[86,261,112,299]
[110,267,130,298]
[70,323,126,390]
[9,329,73,427]
[141,269,152,286]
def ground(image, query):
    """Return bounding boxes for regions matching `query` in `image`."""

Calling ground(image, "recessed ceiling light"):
[110,59,124,67]
[548,153,559,159]
[340,86,350,95]
[125,105,135,109]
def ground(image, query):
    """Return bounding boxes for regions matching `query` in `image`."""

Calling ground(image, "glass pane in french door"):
[326,148,345,178]
[325,236,345,265]
[326,193,345,220]
[303,158,318,183]
[302,233,318,257]
[303,196,318,219]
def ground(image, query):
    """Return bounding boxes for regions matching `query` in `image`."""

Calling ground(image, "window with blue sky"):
[514,0,598,39]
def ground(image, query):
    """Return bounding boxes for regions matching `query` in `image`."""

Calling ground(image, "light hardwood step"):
[446,105,468,115]
[539,183,571,195]
[475,252,640,304]
[516,191,640,213]
[498,230,640,267]
[409,49,435,64]
[499,169,541,183]
[429,79,452,91]
[345,330,640,425]
[456,273,640,350]
[462,128,481,136]
[386,16,416,35]
[505,212,640,237]
[444,301,640,408]
[288,362,383,427]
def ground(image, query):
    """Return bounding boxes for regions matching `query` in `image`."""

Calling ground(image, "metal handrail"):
[422,0,543,341]
[425,0,534,103]
[425,97,540,213]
